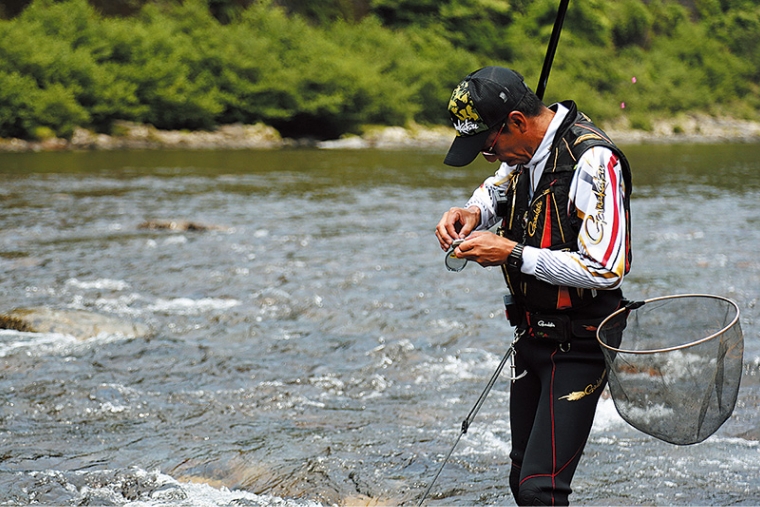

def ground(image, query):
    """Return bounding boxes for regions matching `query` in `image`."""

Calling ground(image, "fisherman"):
[435,66,632,505]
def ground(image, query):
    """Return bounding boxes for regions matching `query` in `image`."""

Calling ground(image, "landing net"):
[596,294,743,445]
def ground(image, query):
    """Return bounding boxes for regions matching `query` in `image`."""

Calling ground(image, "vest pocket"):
[527,313,571,342]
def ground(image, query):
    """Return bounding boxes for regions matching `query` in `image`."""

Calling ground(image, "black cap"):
[444,67,529,167]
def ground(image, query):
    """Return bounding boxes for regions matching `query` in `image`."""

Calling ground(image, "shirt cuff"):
[520,245,539,275]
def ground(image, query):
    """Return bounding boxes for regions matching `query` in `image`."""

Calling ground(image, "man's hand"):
[435,206,481,250]
[454,230,518,267]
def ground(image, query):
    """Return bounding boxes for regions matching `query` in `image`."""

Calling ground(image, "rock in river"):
[0,307,152,341]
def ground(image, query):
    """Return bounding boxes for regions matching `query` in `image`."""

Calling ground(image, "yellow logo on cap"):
[449,82,486,136]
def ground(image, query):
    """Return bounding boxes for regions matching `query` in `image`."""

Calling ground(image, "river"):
[0,144,758,505]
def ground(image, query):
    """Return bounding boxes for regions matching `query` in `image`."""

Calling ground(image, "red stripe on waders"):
[519,348,587,505]
[549,347,558,503]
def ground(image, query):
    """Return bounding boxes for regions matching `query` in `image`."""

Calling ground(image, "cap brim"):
[444,130,489,167]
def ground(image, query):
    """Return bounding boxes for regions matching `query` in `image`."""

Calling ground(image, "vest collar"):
[550,100,580,147]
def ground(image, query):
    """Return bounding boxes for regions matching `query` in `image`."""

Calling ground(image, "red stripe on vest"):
[541,194,552,248]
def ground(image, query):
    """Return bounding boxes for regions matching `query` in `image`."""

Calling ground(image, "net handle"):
[596,293,741,355]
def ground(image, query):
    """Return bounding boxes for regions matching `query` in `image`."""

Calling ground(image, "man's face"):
[481,114,535,166]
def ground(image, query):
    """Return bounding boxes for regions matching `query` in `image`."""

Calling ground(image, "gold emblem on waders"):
[559,370,606,401]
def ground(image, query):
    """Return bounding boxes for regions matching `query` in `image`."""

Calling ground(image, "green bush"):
[33,83,90,137]
[107,1,227,130]
[0,71,38,138]
[0,0,148,135]
[709,6,760,78]
[609,0,653,48]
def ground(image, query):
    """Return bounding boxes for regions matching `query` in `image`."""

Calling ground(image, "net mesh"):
[597,294,743,445]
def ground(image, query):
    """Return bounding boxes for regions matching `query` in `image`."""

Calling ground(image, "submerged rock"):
[138,219,227,232]
[0,307,152,340]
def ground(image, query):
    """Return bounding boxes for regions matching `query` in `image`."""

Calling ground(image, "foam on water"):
[414,348,501,387]
[147,297,241,314]
[615,401,676,425]
[0,329,78,357]
[456,419,512,457]
[590,395,627,433]
[8,468,323,507]
[66,277,132,291]
[0,329,135,357]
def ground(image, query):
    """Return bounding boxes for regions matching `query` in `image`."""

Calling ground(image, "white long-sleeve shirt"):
[465,104,629,290]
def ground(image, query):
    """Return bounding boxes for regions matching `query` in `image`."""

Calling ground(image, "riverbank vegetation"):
[1,0,759,141]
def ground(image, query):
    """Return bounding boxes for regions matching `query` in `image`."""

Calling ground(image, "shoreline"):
[2,115,760,153]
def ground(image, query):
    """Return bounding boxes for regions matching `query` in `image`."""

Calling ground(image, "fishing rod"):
[536,0,570,101]
[417,1,570,505]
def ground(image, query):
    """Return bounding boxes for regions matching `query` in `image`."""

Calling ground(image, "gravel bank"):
[1,115,759,153]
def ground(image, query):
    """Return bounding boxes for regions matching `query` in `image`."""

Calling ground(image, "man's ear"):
[507,111,529,134]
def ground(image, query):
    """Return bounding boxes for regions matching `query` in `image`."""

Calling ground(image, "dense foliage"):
[0,0,758,140]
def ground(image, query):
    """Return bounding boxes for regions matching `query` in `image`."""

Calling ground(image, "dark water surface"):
[0,144,759,505]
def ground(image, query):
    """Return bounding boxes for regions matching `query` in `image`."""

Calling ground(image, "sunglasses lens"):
[444,249,468,272]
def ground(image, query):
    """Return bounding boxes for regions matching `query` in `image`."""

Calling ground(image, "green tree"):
[1,0,760,140]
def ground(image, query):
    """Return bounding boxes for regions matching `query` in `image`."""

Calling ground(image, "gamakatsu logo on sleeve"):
[583,162,608,245]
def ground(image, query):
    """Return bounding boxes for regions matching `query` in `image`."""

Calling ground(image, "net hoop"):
[596,293,744,445]
[596,293,740,355]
